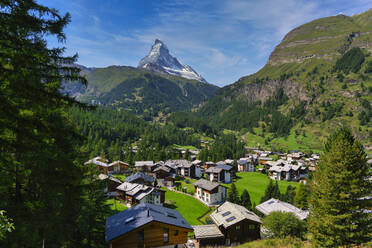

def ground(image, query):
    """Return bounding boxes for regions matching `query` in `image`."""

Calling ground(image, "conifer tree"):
[261,180,274,202]
[240,189,252,210]
[282,185,296,204]
[228,183,239,204]
[309,127,372,247]
[293,182,309,209]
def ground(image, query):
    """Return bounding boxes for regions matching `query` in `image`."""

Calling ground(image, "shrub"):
[262,211,306,239]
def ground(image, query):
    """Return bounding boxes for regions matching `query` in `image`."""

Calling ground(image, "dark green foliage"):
[0,1,109,247]
[198,133,245,161]
[281,185,296,204]
[293,183,309,210]
[262,212,306,239]
[168,112,216,135]
[364,60,372,73]
[240,189,252,210]
[309,127,372,247]
[334,47,365,74]
[321,101,344,122]
[260,180,281,203]
[358,99,372,125]
[228,183,239,204]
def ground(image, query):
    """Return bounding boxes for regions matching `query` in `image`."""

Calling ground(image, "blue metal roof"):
[106,203,193,243]
[125,172,154,183]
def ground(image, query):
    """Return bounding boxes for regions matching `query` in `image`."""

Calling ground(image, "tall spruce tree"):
[240,189,252,210]
[228,183,239,204]
[293,182,309,210]
[0,1,106,247]
[309,127,372,247]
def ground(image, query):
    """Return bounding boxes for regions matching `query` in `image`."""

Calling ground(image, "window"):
[236,225,240,230]
[138,230,144,241]
[174,230,179,236]
[163,228,169,243]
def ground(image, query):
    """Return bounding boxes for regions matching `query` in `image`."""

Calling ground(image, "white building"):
[256,198,309,220]
[193,179,227,206]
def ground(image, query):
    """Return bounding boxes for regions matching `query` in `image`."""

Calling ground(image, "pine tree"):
[228,183,239,204]
[309,127,372,247]
[261,180,274,202]
[240,189,252,210]
[272,181,281,199]
[282,185,296,204]
[293,182,309,209]
[0,1,107,247]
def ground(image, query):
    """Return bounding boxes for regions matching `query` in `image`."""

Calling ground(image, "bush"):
[262,211,306,239]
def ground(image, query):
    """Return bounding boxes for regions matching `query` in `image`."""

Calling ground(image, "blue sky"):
[40,0,372,86]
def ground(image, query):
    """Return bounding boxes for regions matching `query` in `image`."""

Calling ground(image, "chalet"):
[106,203,193,248]
[125,172,154,186]
[192,224,224,246]
[99,174,123,193]
[269,164,303,181]
[107,160,130,174]
[224,159,234,165]
[174,160,201,178]
[258,156,273,165]
[153,165,176,187]
[193,179,227,206]
[164,160,178,174]
[84,156,110,174]
[209,201,261,245]
[205,164,232,183]
[237,157,255,172]
[204,161,215,170]
[135,161,156,173]
[256,198,309,220]
[116,182,165,207]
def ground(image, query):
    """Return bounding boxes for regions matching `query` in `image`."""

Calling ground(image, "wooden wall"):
[110,221,192,248]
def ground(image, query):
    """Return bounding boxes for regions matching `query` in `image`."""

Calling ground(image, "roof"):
[125,172,154,183]
[192,224,224,239]
[269,164,301,173]
[205,161,215,165]
[224,159,234,164]
[192,160,202,165]
[193,179,221,191]
[172,160,193,168]
[215,164,233,171]
[153,165,171,173]
[238,158,251,164]
[108,160,128,167]
[205,167,223,173]
[256,198,309,220]
[106,203,193,243]
[135,161,154,167]
[84,156,109,167]
[210,202,261,229]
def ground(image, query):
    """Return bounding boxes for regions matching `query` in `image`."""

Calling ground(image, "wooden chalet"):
[116,182,165,207]
[210,202,261,245]
[205,164,232,183]
[107,160,130,174]
[84,157,129,175]
[135,161,157,173]
[125,172,154,186]
[106,203,193,248]
[153,165,176,187]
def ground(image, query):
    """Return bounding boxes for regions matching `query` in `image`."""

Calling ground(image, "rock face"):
[138,39,207,83]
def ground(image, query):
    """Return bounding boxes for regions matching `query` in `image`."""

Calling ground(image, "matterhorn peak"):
[138,39,207,83]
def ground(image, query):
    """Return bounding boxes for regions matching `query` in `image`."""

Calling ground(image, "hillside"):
[195,9,372,152]
[62,65,218,119]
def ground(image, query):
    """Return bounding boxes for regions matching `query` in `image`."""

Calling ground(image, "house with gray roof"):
[125,172,154,186]
[116,182,165,207]
[194,201,262,245]
[205,164,232,183]
[106,203,193,248]
[237,157,255,172]
[256,198,309,220]
[135,161,156,172]
[193,179,227,206]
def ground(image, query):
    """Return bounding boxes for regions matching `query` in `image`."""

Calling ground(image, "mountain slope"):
[138,39,207,83]
[62,65,218,119]
[196,9,372,152]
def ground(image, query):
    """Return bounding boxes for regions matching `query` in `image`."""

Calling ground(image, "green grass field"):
[112,174,126,182]
[105,198,128,214]
[163,188,210,225]
[175,177,197,194]
[223,172,299,205]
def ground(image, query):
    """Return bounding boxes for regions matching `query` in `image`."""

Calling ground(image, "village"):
[86,148,322,247]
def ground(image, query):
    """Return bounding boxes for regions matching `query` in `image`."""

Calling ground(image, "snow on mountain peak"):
[138,39,207,83]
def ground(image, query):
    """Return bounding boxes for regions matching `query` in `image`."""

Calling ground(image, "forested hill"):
[62,65,218,119]
[192,9,372,152]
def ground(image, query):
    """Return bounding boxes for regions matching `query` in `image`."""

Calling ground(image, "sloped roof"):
[108,160,129,167]
[210,201,261,229]
[84,156,109,167]
[125,172,154,183]
[193,179,220,191]
[106,203,192,243]
[256,198,309,220]
[216,164,233,171]
[192,224,224,239]
[206,167,223,173]
[135,161,154,167]
[153,165,171,173]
